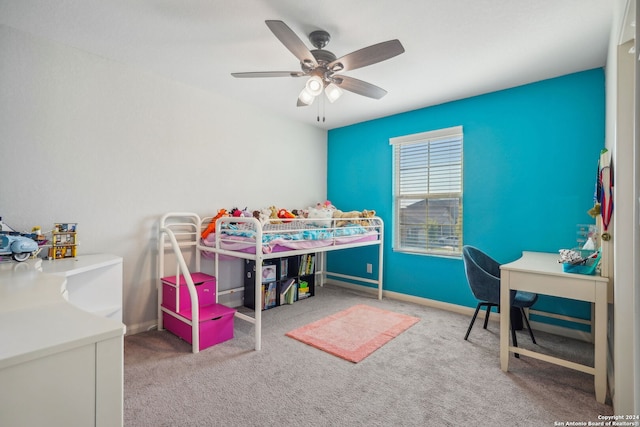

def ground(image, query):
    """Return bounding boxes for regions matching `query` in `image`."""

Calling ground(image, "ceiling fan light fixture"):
[325,82,343,103]
[298,87,315,105]
[305,75,324,96]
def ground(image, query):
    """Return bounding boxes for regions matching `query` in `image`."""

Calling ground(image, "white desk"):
[499,251,609,404]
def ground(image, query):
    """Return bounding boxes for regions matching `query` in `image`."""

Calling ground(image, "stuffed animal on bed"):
[360,209,376,226]
[333,209,376,227]
[231,207,250,217]
[332,209,376,227]
[252,208,271,226]
[291,209,308,218]
[332,210,364,227]
[317,200,336,211]
[201,209,229,239]
[277,208,296,223]
[268,206,282,224]
[307,206,333,227]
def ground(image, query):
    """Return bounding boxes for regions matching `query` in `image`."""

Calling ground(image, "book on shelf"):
[279,278,297,305]
[307,254,315,275]
[264,282,277,309]
[279,258,289,279]
[298,254,315,275]
[285,285,297,304]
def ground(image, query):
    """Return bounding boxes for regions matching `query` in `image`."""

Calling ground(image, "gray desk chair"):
[462,246,538,356]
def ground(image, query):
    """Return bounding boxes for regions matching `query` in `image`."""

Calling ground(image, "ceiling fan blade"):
[265,20,318,68]
[334,75,388,99]
[231,71,304,78]
[328,39,404,73]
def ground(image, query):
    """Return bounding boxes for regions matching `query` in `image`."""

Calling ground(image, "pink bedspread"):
[202,231,379,254]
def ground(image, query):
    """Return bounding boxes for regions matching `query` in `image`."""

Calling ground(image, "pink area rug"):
[285,304,420,363]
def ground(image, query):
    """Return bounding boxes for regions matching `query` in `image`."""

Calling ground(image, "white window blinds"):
[390,126,463,255]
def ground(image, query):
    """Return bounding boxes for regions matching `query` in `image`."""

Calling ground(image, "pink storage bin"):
[163,303,236,351]
[161,273,216,312]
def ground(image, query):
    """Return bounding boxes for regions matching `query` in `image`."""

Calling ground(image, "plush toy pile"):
[201,201,376,239]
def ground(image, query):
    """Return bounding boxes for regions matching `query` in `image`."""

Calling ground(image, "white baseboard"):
[326,279,480,316]
[325,279,592,342]
[125,320,158,336]
[130,280,593,342]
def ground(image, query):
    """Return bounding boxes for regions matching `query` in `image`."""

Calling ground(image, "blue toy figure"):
[0,217,39,262]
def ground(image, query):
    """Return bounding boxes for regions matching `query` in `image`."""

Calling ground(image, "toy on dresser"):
[0,217,42,262]
[48,223,78,260]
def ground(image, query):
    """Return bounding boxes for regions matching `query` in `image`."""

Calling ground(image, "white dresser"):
[40,253,123,322]
[0,255,125,427]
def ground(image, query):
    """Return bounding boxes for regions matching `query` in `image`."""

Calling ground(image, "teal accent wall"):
[327,69,605,325]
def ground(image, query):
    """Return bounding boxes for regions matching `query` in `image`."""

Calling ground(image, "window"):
[390,126,463,256]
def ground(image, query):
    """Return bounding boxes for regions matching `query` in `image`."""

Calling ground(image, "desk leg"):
[500,270,511,372]
[593,283,607,404]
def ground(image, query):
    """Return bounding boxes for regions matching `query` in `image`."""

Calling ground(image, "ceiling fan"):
[231,20,405,107]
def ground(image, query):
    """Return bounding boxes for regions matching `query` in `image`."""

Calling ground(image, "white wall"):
[0,24,327,333]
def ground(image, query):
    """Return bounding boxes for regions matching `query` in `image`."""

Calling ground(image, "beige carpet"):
[124,283,613,426]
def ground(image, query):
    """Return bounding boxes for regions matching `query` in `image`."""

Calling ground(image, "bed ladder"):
[158,213,203,353]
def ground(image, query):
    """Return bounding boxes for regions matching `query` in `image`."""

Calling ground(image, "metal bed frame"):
[158,212,384,352]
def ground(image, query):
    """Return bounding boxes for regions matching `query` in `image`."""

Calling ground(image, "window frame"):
[389,126,463,257]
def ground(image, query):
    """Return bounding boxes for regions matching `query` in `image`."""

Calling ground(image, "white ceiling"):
[0,0,613,130]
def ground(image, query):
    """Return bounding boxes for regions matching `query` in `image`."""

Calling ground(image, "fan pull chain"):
[323,95,326,122]
[317,94,326,122]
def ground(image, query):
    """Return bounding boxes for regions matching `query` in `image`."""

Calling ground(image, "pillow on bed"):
[307,207,333,227]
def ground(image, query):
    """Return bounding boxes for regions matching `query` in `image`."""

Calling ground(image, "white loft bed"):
[158,212,384,352]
